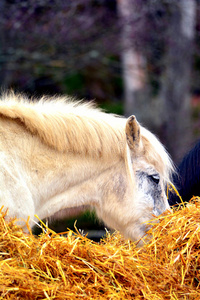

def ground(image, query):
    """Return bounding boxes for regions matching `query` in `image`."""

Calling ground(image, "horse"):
[168,139,200,206]
[0,92,174,242]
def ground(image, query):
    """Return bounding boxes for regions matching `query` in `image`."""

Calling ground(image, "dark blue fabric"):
[168,140,200,206]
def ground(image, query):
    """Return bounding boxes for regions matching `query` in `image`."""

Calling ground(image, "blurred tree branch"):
[159,0,196,162]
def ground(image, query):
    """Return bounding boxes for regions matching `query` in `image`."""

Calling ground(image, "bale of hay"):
[0,198,200,299]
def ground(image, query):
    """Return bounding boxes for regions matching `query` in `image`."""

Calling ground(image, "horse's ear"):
[125,115,140,151]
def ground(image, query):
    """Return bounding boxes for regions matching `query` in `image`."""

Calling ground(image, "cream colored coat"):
[0,93,173,242]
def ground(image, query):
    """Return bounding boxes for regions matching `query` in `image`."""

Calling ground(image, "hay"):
[0,198,200,300]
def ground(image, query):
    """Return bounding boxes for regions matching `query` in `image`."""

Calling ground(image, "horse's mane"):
[0,92,126,158]
[0,92,173,182]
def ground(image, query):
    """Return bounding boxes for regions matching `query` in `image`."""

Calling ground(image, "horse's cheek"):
[152,187,170,216]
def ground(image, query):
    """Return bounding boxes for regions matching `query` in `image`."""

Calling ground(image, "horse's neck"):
[34,153,124,220]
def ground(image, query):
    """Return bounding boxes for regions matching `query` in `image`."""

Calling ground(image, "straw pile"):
[0,198,200,300]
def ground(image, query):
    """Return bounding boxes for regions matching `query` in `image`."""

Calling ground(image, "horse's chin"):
[123,223,151,246]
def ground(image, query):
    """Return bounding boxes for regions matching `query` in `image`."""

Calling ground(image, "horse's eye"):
[148,174,160,184]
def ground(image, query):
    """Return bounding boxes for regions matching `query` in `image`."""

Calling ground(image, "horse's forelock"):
[140,127,174,185]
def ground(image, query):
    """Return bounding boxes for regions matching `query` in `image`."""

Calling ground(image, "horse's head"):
[97,115,173,244]
[119,115,174,243]
[123,115,172,242]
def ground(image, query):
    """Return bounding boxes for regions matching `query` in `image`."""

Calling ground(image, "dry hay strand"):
[0,198,200,299]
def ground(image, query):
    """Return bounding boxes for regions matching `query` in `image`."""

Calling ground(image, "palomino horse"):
[0,92,174,242]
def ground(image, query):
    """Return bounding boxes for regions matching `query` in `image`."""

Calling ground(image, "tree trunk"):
[117,0,147,118]
[160,0,196,163]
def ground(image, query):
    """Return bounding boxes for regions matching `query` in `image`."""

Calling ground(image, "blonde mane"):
[0,92,126,158]
[0,92,173,181]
